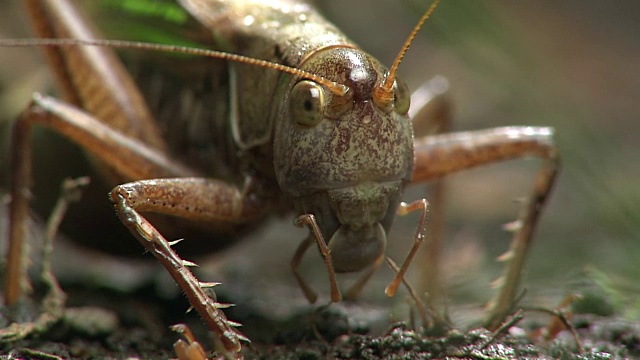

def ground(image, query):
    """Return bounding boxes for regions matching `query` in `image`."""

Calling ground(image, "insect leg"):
[5,95,194,306]
[294,215,341,303]
[7,0,184,305]
[110,177,263,355]
[411,126,559,329]
[384,199,429,298]
[344,253,384,301]
[25,0,167,150]
[410,76,452,302]
[290,235,319,303]
[171,324,207,360]
[411,76,451,139]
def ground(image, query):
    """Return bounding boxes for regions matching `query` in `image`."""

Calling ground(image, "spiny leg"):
[294,215,341,303]
[411,126,559,329]
[410,76,452,301]
[7,0,172,306]
[5,95,194,306]
[487,151,558,329]
[4,96,255,353]
[110,177,264,355]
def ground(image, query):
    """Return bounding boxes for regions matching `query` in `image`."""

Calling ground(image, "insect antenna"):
[0,38,349,96]
[373,0,440,106]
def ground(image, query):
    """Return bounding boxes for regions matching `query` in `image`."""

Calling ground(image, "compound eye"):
[290,80,325,127]
[393,78,411,115]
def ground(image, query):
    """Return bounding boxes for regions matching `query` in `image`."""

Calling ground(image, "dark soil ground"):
[1,300,638,359]
[0,260,638,360]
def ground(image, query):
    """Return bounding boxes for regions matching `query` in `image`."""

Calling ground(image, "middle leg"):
[410,76,452,302]
[412,126,559,329]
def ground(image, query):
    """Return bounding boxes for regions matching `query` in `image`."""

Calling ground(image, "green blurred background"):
[0,0,638,324]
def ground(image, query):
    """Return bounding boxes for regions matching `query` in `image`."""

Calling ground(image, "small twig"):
[44,177,91,256]
[42,177,90,287]
[479,309,524,350]
[0,177,89,341]
[524,306,585,354]
[41,177,90,313]
[19,348,65,360]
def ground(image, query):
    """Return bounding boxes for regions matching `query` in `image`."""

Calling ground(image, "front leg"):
[412,126,560,329]
[110,177,265,356]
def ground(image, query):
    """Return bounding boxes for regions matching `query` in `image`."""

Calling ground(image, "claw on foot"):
[172,324,207,360]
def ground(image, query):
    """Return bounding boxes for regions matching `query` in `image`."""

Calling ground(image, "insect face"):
[274,46,414,273]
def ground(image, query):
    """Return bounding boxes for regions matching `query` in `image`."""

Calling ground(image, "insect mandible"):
[2,0,560,355]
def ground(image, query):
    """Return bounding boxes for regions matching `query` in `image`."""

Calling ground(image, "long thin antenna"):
[0,38,349,96]
[373,0,440,106]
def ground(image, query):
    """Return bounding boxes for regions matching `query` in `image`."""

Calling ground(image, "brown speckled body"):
[164,0,417,272]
